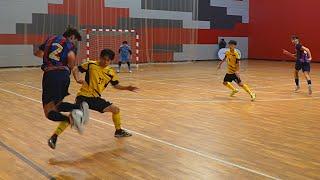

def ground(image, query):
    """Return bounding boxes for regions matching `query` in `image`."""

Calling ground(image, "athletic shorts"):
[76,96,112,113]
[120,56,130,62]
[295,61,310,72]
[223,73,242,83]
[42,70,70,105]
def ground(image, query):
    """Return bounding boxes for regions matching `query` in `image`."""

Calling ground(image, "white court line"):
[134,79,295,91]
[17,83,320,103]
[0,86,280,180]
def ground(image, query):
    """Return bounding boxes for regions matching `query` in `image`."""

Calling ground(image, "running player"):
[48,49,138,149]
[283,35,312,95]
[217,40,256,101]
[34,27,89,148]
[117,41,132,73]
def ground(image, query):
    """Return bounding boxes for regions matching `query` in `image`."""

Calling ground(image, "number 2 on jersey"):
[49,43,63,61]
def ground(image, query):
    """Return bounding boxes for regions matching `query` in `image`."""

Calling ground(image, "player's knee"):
[223,82,227,85]
[112,106,120,114]
[43,104,56,118]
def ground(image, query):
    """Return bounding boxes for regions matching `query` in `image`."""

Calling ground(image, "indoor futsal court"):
[0,0,319,180]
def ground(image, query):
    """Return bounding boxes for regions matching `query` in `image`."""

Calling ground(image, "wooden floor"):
[0,60,319,180]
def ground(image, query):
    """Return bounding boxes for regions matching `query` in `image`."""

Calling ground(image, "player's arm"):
[128,48,132,55]
[113,84,138,92]
[217,57,226,69]
[282,49,296,59]
[72,66,85,84]
[111,72,138,91]
[302,46,312,61]
[72,61,89,84]
[68,51,84,84]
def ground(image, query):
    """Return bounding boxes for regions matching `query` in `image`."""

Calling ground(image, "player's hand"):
[127,85,138,92]
[282,49,290,55]
[76,79,85,84]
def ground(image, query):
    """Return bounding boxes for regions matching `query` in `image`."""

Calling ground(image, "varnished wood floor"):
[0,60,319,180]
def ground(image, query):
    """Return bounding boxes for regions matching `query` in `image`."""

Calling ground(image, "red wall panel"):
[48,0,129,26]
[249,0,320,61]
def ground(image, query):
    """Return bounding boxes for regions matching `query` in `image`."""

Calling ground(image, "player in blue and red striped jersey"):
[34,27,89,149]
[283,35,313,95]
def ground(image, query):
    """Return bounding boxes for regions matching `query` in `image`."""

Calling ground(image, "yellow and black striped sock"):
[54,121,70,136]
[242,84,253,95]
[225,82,236,91]
[112,113,122,130]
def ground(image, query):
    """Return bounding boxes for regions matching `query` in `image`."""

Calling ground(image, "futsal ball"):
[71,109,84,133]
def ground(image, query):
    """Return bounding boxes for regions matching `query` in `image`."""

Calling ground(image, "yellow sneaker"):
[250,93,256,101]
[230,89,239,97]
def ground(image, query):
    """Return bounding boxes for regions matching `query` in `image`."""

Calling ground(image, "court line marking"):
[0,86,280,180]
[16,83,320,103]
[0,139,53,179]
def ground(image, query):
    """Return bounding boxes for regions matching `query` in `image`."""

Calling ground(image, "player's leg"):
[117,61,122,73]
[44,101,74,149]
[48,101,89,149]
[302,63,312,95]
[43,101,71,123]
[223,74,239,97]
[294,62,302,92]
[48,97,89,149]
[45,71,88,149]
[103,104,132,137]
[42,71,84,122]
[127,61,132,73]
[76,96,132,137]
[236,75,256,101]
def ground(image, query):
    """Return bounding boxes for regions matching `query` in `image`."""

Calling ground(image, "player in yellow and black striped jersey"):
[218,40,256,101]
[48,49,138,149]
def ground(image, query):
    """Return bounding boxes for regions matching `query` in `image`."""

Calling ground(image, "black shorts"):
[223,73,241,83]
[295,61,310,72]
[42,70,70,105]
[76,96,112,113]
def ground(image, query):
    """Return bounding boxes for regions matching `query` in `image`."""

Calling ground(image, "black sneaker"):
[114,129,132,138]
[48,134,58,149]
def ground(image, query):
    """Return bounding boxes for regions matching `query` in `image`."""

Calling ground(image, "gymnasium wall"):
[249,0,320,61]
[0,0,249,67]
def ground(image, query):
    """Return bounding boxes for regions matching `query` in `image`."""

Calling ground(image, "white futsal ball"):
[71,109,84,134]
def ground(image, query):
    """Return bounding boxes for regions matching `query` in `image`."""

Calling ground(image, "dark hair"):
[228,40,237,45]
[63,27,82,41]
[100,48,115,60]
[291,35,299,40]
[122,41,128,44]
[221,39,225,41]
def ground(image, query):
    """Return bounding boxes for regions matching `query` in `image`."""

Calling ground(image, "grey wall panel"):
[153,44,183,53]
[0,45,41,67]
[105,0,210,29]
[0,0,49,34]
[210,0,249,23]
[16,14,78,35]
[117,18,183,29]
[174,37,248,61]
[141,0,194,12]
[198,0,242,29]
[174,44,219,61]
[48,0,63,4]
